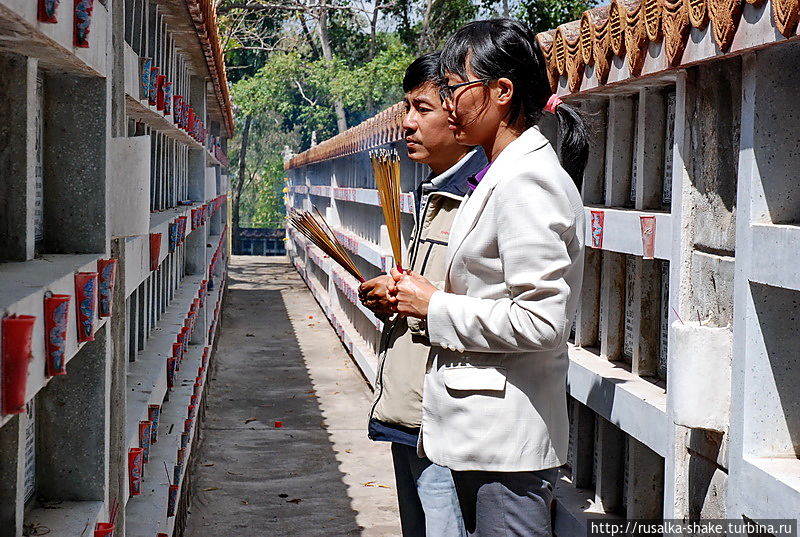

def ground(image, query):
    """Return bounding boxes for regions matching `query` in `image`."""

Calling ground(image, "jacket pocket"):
[441,365,508,392]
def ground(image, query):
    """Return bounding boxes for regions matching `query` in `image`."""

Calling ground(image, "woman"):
[388,19,589,537]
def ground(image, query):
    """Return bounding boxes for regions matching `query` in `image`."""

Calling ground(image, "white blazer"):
[420,126,585,472]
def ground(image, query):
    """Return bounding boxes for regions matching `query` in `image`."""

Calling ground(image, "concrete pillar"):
[627,257,663,377]
[185,225,206,276]
[108,239,127,532]
[604,96,636,207]
[599,251,625,361]
[137,285,146,352]
[0,417,24,537]
[43,73,108,254]
[575,248,601,348]
[37,325,109,501]
[188,149,205,202]
[634,88,666,211]
[626,436,665,518]
[111,0,126,138]
[567,400,595,489]
[594,415,625,513]
[0,54,37,261]
[190,75,206,123]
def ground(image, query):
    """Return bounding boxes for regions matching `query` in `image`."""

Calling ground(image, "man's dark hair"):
[403,51,442,93]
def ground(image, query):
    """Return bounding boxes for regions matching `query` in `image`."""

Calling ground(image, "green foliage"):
[517,0,596,33]
[251,157,288,225]
[330,40,415,124]
[427,0,479,49]
[233,40,413,150]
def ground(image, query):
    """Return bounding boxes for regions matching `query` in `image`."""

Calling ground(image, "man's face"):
[402,82,462,167]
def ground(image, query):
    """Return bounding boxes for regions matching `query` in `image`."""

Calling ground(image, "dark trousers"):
[451,468,559,537]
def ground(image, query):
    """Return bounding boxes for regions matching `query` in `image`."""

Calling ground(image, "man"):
[359,52,487,537]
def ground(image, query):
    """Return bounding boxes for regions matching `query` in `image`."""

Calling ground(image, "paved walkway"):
[185,256,400,537]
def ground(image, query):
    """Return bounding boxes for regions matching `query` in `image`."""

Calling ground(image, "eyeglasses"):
[439,78,491,102]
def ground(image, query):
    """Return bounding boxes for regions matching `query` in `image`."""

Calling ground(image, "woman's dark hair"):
[439,19,588,187]
[403,51,442,93]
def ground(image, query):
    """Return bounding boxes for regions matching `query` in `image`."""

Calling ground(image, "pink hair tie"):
[543,94,563,114]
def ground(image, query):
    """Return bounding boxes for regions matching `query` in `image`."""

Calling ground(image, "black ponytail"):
[439,18,588,189]
[555,104,588,190]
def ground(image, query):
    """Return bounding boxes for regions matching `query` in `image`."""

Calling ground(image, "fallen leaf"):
[202,463,215,467]
[286,498,303,504]
[203,487,220,491]
[241,500,249,505]
[244,418,257,424]
[344,449,352,454]
[227,471,243,476]
[278,493,288,498]
[246,333,255,337]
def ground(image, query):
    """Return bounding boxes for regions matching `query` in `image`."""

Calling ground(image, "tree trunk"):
[364,6,380,115]
[233,115,253,249]
[299,14,320,59]
[502,0,509,17]
[316,3,348,133]
[417,0,435,53]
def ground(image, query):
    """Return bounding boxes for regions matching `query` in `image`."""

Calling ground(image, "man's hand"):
[390,268,438,319]
[358,275,398,317]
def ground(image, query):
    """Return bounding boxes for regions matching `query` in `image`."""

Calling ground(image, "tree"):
[516,0,596,32]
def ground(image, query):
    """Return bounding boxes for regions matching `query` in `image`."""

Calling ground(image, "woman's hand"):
[358,275,397,318]
[391,268,438,319]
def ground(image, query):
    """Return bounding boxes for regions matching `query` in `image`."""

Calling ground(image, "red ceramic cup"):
[590,210,605,249]
[166,357,177,389]
[139,420,152,463]
[93,522,115,537]
[155,75,166,111]
[97,259,118,317]
[1,315,36,415]
[44,295,70,376]
[128,448,144,496]
[167,484,179,517]
[149,233,162,272]
[148,405,160,444]
[75,272,99,342]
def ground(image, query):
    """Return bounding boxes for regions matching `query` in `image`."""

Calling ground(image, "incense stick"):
[369,148,403,271]
[288,208,365,283]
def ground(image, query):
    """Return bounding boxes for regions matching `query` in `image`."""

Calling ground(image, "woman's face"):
[441,67,509,147]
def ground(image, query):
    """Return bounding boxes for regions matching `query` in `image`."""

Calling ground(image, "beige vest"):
[370,190,463,428]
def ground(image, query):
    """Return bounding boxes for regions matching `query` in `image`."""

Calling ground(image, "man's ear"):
[496,78,514,106]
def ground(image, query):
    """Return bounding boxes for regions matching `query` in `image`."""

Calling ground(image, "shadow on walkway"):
[184,256,399,536]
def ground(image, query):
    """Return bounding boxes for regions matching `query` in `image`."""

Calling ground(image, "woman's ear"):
[495,78,514,106]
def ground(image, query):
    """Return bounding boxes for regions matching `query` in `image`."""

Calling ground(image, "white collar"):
[425,147,480,189]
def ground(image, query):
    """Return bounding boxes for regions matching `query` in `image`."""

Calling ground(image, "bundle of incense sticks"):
[369,148,404,271]
[289,208,365,283]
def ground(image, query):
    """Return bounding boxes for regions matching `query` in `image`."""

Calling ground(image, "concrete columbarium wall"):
[0,0,231,535]
[285,30,800,533]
